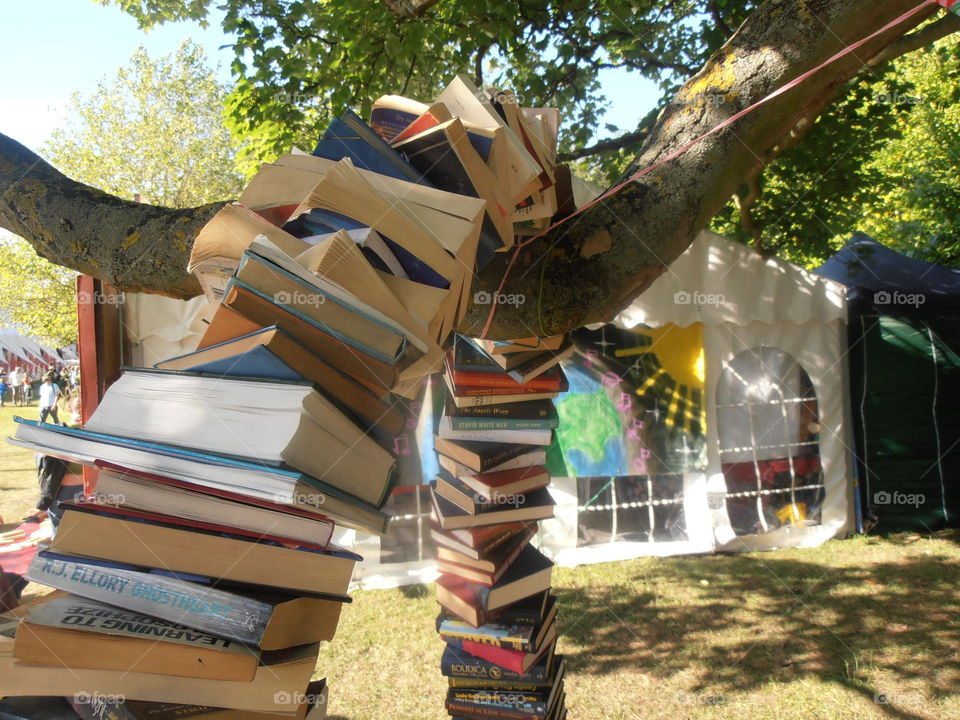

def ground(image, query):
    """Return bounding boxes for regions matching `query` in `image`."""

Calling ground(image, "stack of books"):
[4,75,563,717]
[430,334,571,720]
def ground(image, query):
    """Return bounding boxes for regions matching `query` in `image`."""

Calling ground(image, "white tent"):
[605,230,854,555]
[120,231,855,588]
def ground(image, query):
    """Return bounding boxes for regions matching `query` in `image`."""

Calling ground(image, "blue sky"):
[0,0,659,152]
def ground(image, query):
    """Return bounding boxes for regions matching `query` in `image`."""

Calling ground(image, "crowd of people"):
[1,364,79,417]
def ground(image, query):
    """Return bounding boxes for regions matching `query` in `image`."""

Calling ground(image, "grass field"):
[1,406,957,719]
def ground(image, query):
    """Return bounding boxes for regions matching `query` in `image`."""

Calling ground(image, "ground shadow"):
[554,531,959,720]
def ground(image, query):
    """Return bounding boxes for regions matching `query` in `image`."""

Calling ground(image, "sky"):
[0,0,660,152]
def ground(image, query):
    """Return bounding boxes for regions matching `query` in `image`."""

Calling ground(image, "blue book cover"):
[11,418,392,530]
[313,110,432,185]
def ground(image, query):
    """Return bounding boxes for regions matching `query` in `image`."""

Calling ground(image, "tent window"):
[716,347,825,536]
[576,474,686,545]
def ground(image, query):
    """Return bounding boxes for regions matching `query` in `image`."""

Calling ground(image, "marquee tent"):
[817,233,959,531]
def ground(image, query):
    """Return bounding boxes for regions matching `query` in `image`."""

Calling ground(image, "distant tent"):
[0,332,61,376]
[817,233,960,532]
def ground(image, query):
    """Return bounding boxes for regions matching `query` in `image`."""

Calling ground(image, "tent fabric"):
[849,315,960,531]
[816,233,960,316]
[817,234,960,532]
[617,231,846,329]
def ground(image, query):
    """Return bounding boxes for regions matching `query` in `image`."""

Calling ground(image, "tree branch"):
[709,0,735,39]
[0,133,226,298]
[557,128,649,162]
[867,11,960,67]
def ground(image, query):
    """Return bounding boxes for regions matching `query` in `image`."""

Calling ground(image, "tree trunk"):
[0,0,944,333]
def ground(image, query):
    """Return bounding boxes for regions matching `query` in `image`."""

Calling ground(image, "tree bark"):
[0,0,948,333]
[0,133,225,299]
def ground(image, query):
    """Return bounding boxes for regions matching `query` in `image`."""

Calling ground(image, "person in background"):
[0,370,6,408]
[38,372,62,425]
[7,366,22,406]
[20,370,32,405]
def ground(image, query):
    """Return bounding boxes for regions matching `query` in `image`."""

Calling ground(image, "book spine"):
[441,650,549,683]
[448,677,550,691]
[451,371,559,391]
[26,555,269,646]
[475,445,530,472]
[453,384,555,398]
[449,404,553,420]
[442,632,533,653]
[449,418,556,431]
[445,695,547,720]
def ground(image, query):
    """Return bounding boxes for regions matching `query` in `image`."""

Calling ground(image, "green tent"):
[818,235,960,532]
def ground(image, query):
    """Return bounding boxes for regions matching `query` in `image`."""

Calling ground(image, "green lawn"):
[1,408,957,719]
[0,403,42,528]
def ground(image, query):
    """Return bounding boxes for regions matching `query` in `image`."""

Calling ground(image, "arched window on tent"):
[715,347,825,536]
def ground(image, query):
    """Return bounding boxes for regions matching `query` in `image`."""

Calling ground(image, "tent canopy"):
[617,231,846,329]
[816,233,960,316]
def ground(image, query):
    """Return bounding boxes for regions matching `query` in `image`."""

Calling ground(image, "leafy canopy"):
[44,39,244,207]
[100,0,757,175]
[0,234,77,347]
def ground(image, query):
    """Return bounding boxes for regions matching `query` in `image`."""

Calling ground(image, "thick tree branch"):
[0,133,226,298]
[459,0,939,338]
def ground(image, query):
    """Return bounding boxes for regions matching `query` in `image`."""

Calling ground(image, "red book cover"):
[94,461,334,524]
[390,110,445,144]
[447,352,566,391]
[457,631,555,674]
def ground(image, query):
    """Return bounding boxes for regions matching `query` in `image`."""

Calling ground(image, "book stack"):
[4,74,563,717]
[430,334,572,720]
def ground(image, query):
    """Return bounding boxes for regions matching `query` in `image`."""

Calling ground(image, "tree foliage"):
[0,233,77,347]
[101,0,759,175]
[857,33,960,265]
[44,40,244,207]
[100,1,960,268]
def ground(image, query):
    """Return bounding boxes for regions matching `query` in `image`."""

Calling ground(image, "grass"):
[1,409,957,719]
[0,403,42,528]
